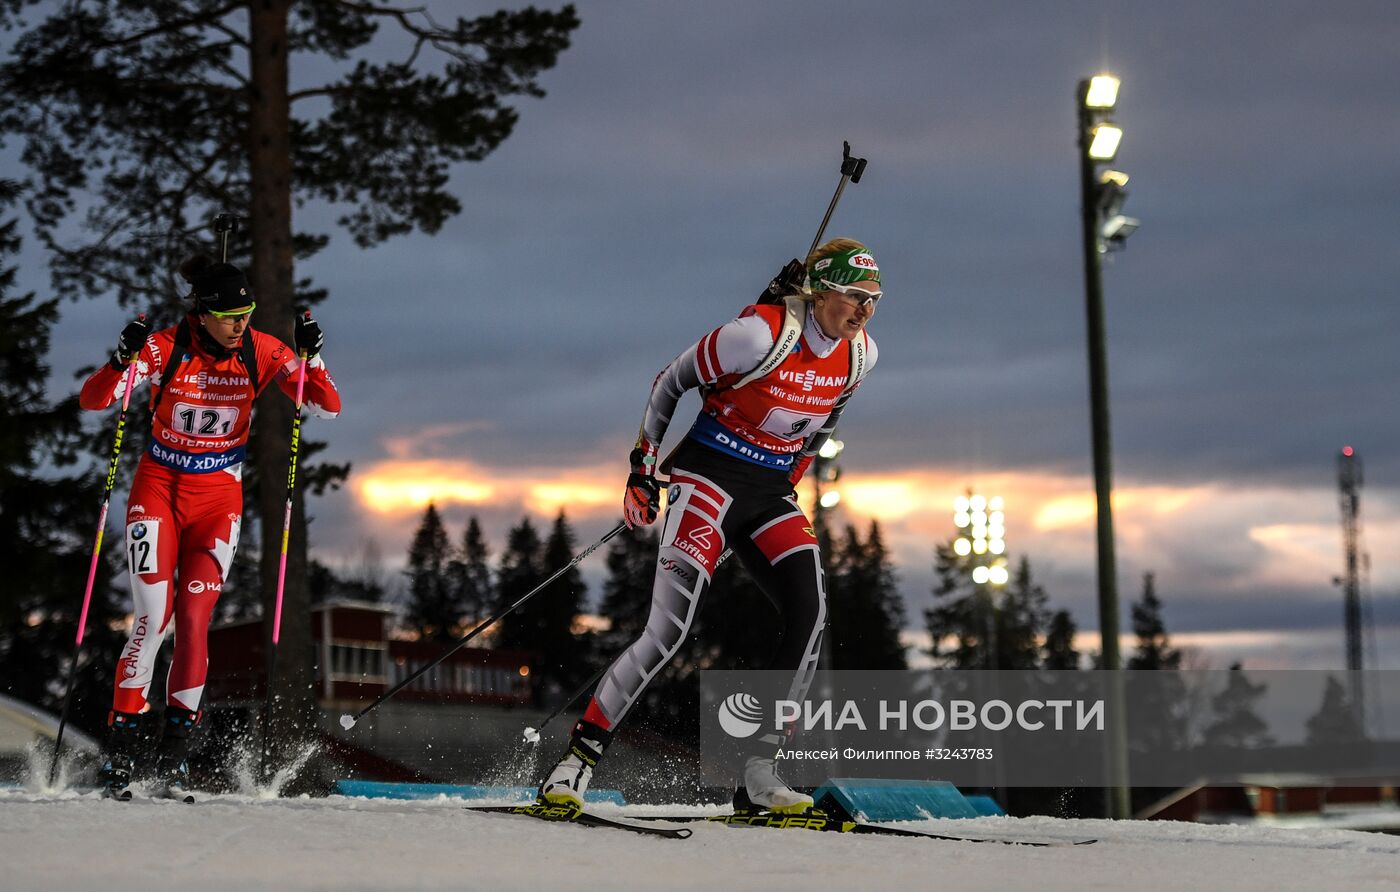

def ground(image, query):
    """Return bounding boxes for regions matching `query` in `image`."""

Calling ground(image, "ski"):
[464,804,692,840]
[632,811,1097,846]
[98,785,195,804]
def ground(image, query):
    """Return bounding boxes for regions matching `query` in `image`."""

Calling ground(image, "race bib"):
[755,406,828,441]
[126,519,161,577]
[171,402,240,439]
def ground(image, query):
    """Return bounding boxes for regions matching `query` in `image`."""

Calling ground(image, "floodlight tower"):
[953,492,1009,587]
[1077,73,1135,819]
[955,492,1009,670]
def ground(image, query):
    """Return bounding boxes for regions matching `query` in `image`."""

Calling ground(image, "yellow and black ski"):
[464,803,692,840]
[639,810,1097,846]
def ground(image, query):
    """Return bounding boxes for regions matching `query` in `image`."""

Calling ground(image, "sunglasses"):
[204,302,256,320]
[820,280,882,308]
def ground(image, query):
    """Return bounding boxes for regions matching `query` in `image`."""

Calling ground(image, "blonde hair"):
[801,237,868,301]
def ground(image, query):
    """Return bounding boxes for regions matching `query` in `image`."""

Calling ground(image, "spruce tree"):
[449,517,494,626]
[1042,610,1080,670]
[493,516,544,652]
[1305,676,1364,745]
[998,557,1048,670]
[1127,572,1182,670]
[533,511,588,690]
[1202,663,1275,749]
[403,503,455,641]
[1124,573,1189,753]
[927,543,1046,669]
[926,537,993,669]
[827,522,907,669]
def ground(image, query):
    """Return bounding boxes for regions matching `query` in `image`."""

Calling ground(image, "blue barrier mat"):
[334,780,626,805]
[813,778,980,821]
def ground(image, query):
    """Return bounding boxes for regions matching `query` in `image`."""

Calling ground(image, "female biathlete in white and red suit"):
[79,256,340,796]
[539,238,881,816]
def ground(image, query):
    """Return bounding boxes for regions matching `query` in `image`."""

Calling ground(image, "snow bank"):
[1,791,1397,891]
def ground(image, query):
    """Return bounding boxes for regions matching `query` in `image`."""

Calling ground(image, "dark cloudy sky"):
[24,1,1400,670]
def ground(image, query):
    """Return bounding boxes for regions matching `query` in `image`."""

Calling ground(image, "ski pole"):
[806,140,867,261]
[759,140,868,303]
[48,324,144,785]
[260,327,310,782]
[339,520,628,730]
[522,661,611,745]
[519,546,735,746]
[213,213,238,261]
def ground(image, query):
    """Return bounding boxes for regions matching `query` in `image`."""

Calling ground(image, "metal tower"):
[1337,446,1365,725]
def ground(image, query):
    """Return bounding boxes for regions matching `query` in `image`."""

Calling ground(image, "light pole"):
[1077,73,1137,819]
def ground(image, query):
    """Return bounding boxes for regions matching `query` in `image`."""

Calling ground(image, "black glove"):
[112,316,151,368]
[624,472,660,528]
[623,444,661,528]
[294,312,323,358]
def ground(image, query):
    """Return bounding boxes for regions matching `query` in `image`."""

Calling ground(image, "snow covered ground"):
[2,790,1398,891]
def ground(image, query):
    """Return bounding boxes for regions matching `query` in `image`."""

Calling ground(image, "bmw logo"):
[131,523,147,540]
[669,485,681,504]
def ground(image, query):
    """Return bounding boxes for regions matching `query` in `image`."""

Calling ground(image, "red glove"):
[789,453,815,486]
[623,438,660,528]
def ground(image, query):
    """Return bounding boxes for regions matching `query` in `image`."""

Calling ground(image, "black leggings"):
[588,440,827,743]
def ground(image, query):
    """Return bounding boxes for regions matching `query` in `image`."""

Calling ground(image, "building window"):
[328,641,387,682]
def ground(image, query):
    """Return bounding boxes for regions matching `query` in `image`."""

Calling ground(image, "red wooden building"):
[205,600,534,709]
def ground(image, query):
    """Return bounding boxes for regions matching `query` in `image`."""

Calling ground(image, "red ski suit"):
[80,317,340,714]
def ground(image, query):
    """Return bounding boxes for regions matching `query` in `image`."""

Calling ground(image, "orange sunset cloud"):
[355,458,618,516]
[350,456,1395,603]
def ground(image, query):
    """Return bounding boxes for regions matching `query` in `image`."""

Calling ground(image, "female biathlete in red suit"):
[79,256,341,797]
[538,238,882,816]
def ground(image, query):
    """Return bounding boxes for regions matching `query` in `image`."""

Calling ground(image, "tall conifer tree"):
[827,522,907,669]
[403,503,454,641]
[449,516,494,626]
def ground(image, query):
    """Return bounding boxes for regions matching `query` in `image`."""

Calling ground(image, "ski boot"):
[536,718,612,819]
[732,754,815,815]
[151,707,201,802]
[97,711,143,801]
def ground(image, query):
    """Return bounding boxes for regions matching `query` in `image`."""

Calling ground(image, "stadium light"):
[1077,71,1135,820]
[812,436,845,525]
[1087,123,1123,161]
[953,492,1006,587]
[1084,74,1120,109]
